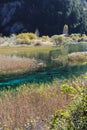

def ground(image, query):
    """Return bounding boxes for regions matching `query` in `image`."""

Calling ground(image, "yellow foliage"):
[70,33,81,41]
[42,36,50,42]
[52,35,65,46]
[38,84,44,94]
[0,98,2,104]
[17,32,37,44]
[64,24,68,29]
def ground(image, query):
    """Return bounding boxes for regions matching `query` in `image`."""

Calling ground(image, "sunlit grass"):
[0,76,86,130]
[0,56,43,75]
[68,52,87,65]
[0,46,56,57]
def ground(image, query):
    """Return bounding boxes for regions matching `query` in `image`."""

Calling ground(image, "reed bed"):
[0,56,43,74]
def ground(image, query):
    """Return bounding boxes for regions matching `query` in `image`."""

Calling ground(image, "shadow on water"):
[0,63,87,89]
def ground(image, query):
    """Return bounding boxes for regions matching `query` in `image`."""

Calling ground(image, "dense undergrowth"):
[0,76,87,130]
[0,68,85,129]
[49,79,87,130]
[0,33,87,46]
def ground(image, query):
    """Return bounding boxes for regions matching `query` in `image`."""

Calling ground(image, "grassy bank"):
[0,55,46,75]
[0,46,56,75]
[0,46,55,57]
[0,76,86,130]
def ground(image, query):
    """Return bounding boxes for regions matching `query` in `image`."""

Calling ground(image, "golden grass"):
[0,46,55,74]
[68,52,87,64]
[0,81,73,130]
[16,33,37,45]
[0,56,44,74]
[0,46,55,56]
[0,77,86,130]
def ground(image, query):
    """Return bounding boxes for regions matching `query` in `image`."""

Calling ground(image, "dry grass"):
[0,56,44,74]
[0,81,74,130]
[0,54,86,129]
[68,52,87,64]
[0,77,86,130]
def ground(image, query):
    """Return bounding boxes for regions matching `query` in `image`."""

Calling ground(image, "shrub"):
[63,24,69,35]
[27,33,37,40]
[49,85,87,130]
[70,33,81,41]
[78,34,87,42]
[17,33,37,45]
[66,43,87,53]
[68,52,87,64]
[51,35,65,46]
[42,36,50,42]
[34,41,42,46]
[0,34,17,46]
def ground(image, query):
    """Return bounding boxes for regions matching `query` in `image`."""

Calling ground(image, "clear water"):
[0,64,87,88]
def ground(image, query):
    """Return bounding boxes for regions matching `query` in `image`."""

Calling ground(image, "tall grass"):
[0,81,71,130]
[0,77,86,129]
[0,56,44,74]
[0,40,86,129]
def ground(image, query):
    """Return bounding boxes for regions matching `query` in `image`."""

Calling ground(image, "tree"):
[63,24,69,35]
[0,0,87,35]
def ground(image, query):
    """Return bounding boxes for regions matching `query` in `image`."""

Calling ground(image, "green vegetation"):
[0,33,87,129]
[17,33,37,45]
[0,76,87,129]
[1,0,87,35]
[0,76,86,129]
[0,32,87,47]
[49,82,87,130]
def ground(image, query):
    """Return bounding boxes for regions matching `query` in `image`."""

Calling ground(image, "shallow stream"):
[0,64,87,88]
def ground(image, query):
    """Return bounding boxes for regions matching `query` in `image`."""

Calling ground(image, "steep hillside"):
[81,0,87,8]
[0,0,87,36]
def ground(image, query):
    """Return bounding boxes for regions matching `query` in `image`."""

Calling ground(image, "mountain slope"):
[0,0,87,36]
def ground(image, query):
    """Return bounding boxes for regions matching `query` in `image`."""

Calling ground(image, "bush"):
[78,34,87,42]
[41,36,50,42]
[66,43,87,53]
[70,33,81,41]
[49,85,87,130]
[0,34,17,46]
[51,35,65,46]
[17,33,37,45]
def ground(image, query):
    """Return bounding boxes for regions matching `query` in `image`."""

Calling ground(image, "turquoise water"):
[0,64,87,88]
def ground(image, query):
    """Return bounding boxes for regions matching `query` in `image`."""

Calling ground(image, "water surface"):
[0,64,87,88]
